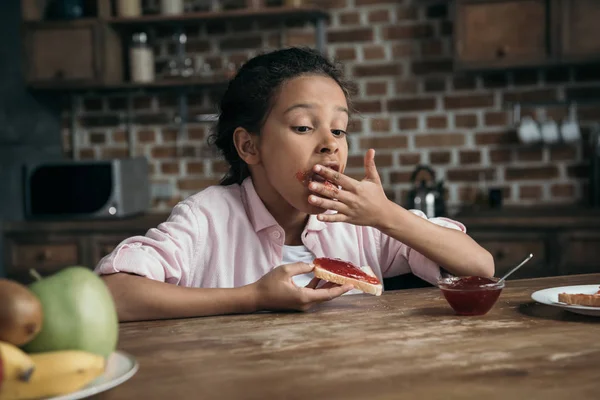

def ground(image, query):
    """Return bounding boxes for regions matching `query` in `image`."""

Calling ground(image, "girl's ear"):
[233,127,260,165]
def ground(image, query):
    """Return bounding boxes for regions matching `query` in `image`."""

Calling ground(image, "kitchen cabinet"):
[557,230,600,275]
[3,210,600,289]
[1,215,165,284]
[558,0,600,62]
[454,0,548,69]
[4,233,84,283]
[22,5,329,90]
[91,234,128,264]
[454,0,600,70]
[21,4,330,159]
[22,20,123,86]
[469,233,548,279]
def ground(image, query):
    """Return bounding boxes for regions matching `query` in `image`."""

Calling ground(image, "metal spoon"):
[497,253,534,284]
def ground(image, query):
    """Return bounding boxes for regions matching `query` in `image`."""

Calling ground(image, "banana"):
[28,350,106,380]
[0,341,35,382]
[0,350,106,400]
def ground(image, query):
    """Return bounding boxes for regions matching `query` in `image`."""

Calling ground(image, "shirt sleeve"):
[379,209,467,285]
[94,202,200,285]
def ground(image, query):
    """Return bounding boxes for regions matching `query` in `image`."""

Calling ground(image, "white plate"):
[47,350,139,400]
[531,284,600,317]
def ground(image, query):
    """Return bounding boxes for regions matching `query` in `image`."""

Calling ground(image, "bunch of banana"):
[0,341,106,400]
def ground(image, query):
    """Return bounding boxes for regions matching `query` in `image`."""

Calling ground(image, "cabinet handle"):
[54,69,65,80]
[496,46,507,58]
[37,249,52,261]
[495,250,505,260]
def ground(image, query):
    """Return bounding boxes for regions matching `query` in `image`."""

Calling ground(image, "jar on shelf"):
[284,0,303,6]
[246,0,264,9]
[129,32,155,83]
[193,55,213,78]
[116,0,142,17]
[160,0,184,15]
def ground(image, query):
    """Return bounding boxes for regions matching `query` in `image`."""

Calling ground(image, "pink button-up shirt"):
[95,177,466,289]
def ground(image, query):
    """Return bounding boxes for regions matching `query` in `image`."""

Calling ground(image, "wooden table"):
[99,274,600,399]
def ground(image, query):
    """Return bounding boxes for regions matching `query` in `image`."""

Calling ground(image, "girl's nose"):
[318,129,339,154]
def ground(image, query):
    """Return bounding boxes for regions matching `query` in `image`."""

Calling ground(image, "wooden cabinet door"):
[558,230,600,275]
[91,235,129,266]
[558,0,600,61]
[454,0,549,69]
[22,21,123,86]
[4,235,84,284]
[24,24,98,83]
[468,231,549,279]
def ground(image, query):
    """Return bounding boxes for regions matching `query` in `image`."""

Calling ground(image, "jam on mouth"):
[295,170,337,189]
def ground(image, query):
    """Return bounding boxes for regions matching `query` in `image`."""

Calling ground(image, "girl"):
[96,47,494,322]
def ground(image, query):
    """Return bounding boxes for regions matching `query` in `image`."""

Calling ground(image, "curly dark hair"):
[207,47,355,185]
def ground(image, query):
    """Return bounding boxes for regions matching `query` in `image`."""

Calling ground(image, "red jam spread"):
[445,276,497,290]
[314,257,380,285]
[323,180,337,191]
[440,276,503,316]
[296,171,310,184]
[296,170,337,191]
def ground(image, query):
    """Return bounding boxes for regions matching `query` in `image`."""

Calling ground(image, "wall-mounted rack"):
[24,5,330,159]
[505,98,600,146]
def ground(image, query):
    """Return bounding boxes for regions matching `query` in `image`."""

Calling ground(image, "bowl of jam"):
[438,276,505,316]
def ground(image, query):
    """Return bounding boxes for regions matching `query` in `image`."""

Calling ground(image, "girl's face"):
[253,74,349,215]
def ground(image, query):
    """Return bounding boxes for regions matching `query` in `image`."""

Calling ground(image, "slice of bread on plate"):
[312,257,383,296]
[558,288,600,307]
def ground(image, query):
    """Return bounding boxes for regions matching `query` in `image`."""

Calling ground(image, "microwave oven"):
[23,157,150,219]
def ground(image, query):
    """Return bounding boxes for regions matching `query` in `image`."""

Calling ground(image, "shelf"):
[107,6,329,27]
[22,18,100,28]
[23,6,329,95]
[23,6,328,27]
[28,77,230,94]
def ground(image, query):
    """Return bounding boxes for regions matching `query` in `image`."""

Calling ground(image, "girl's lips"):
[295,170,339,194]
[296,163,342,190]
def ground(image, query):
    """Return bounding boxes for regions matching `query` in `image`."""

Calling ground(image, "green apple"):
[22,267,118,358]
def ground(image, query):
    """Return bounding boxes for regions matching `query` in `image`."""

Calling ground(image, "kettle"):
[406,165,446,218]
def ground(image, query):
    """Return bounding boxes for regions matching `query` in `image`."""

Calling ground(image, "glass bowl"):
[438,276,505,316]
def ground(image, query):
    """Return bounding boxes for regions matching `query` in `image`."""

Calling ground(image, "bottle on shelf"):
[246,0,264,9]
[116,0,142,17]
[129,32,155,83]
[284,0,304,6]
[160,0,184,15]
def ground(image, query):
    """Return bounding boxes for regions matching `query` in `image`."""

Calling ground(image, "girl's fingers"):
[308,181,348,202]
[313,165,357,191]
[319,281,340,289]
[308,195,350,214]
[305,277,321,289]
[317,213,349,223]
[281,262,314,277]
[363,148,381,183]
[300,284,354,303]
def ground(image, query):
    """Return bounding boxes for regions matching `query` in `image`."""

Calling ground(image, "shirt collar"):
[241,177,328,233]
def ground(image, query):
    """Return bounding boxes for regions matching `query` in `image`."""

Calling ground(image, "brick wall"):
[63,0,597,213]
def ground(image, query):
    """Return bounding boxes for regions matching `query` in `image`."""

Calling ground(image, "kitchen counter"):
[2,213,169,233]
[453,205,600,228]
[101,273,600,399]
[4,205,600,233]
[3,207,600,284]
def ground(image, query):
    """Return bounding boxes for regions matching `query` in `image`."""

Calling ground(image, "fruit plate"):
[531,285,600,317]
[47,350,139,400]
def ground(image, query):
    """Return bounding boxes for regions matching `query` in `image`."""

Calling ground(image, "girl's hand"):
[252,262,353,312]
[308,148,390,227]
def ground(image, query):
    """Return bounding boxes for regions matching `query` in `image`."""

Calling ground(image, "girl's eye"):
[332,129,347,137]
[293,126,312,133]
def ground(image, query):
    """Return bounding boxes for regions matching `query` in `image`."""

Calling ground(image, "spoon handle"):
[497,253,534,283]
